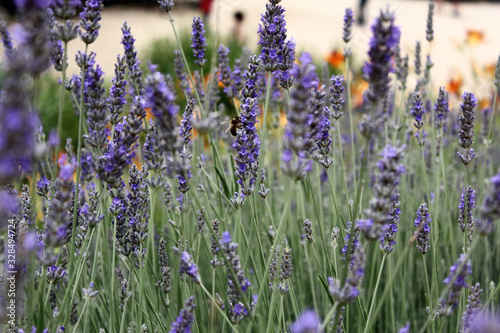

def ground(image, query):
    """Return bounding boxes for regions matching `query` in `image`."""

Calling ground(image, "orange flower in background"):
[145,107,153,122]
[326,49,345,68]
[479,98,490,110]
[446,74,462,96]
[484,62,496,79]
[465,29,485,46]
[351,79,369,107]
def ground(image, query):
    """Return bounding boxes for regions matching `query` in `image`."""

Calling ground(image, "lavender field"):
[0,0,500,332]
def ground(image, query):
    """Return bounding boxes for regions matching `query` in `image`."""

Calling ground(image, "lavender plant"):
[2,2,500,333]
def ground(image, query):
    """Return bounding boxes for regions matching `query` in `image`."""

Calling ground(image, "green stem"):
[55,40,69,164]
[345,55,357,191]
[259,71,273,176]
[71,44,89,249]
[363,254,387,333]
[320,302,339,332]
[167,12,205,116]
[72,298,90,333]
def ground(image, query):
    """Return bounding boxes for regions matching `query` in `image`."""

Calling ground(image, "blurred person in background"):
[357,0,368,25]
[232,11,245,44]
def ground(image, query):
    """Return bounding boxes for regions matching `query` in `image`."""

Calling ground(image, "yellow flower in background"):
[465,29,485,46]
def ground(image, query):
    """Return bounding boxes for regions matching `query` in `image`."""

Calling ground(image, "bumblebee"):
[222,116,243,136]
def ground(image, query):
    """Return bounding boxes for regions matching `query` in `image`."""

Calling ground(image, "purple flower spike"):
[232,56,261,204]
[281,53,318,181]
[191,17,207,67]
[121,22,144,96]
[363,7,401,106]
[329,74,345,120]
[79,0,104,45]
[457,91,477,165]
[343,8,355,44]
[145,71,180,155]
[220,231,251,324]
[437,254,472,317]
[358,144,405,241]
[169,296,196,333]
[158,0,174,12]
[258,0,289,72]
[411,90,426,146]
[477,172,500,236]
[414,203,432,254]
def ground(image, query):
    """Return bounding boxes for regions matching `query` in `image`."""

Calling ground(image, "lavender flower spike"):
[329,74,345,120]
[363,7,401,105]
[170,296,196,333]
[343,8,355,44]
[329,239,365,305]
[426,0,435,42]
[145,71,180,155]
[414,203,432,254]
[232,56,261,200]
[83,60,108,152]
[457,91,477,165]
[121,22,144,96]
[357,144,405,240]
[221,231,251,324]
[437,254,472,317]
[281,53,317,181]
[411,90,427,146]
[477,172,500,236]
[462,282,482,332]
[79,0,104,45]
[258,0,288,72]
[158,0,174,12]
[191,17,207,67]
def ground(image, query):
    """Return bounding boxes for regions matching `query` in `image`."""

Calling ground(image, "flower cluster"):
[437,254,472,317]
[410,90,427,146]
[458,186,475,246]
[477,172,500,235]
[170,296,196,333]
[121,22,144,96]
[329,239,365,305]
[221,231,251,324]
[258,0,289,73]
[414,203,432,255]
[145,70,180,155]
[79,0,104,45]
[358,144,405,240]
[457,92,477,165]
[179,251,201,284]
[191,17,207,67]
[232,56,261,204]
[363,7,401,106]
[281,53,319,181]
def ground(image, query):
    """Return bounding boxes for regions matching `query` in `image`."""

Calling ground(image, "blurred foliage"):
[36,75,80,149]
[144,29,245,80]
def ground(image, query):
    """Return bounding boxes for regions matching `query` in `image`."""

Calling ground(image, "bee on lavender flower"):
[222,116,243,136]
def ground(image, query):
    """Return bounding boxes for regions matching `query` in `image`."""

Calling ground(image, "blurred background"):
[0,0,498,145]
